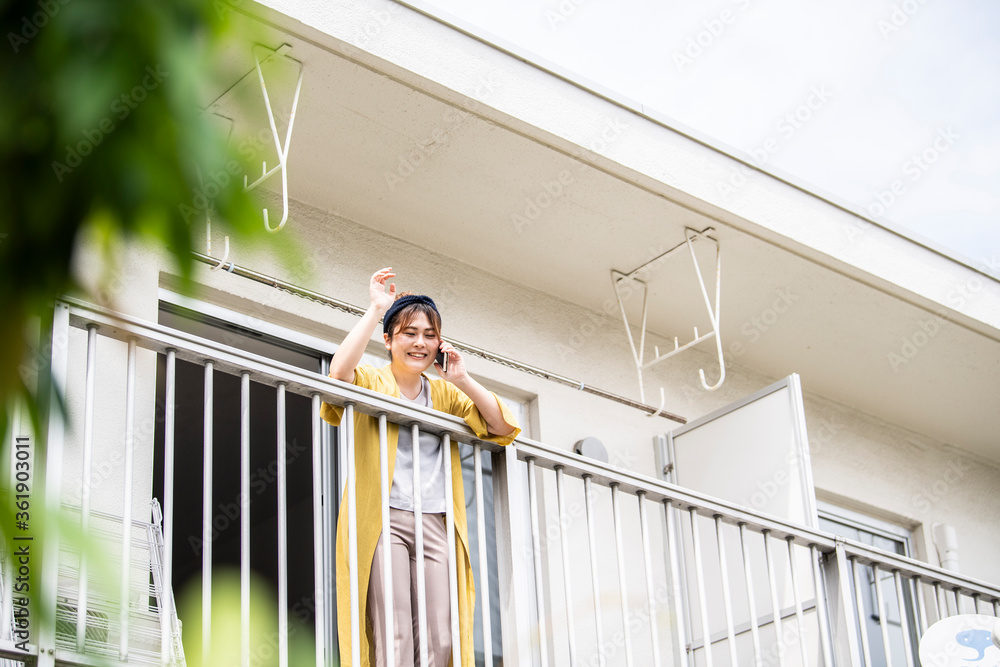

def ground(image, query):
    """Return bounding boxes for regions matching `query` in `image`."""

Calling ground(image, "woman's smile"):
[386,310,440,376]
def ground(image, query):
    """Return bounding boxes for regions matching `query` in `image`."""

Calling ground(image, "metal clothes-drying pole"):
[611,227,725,407]
[188,251,688,424]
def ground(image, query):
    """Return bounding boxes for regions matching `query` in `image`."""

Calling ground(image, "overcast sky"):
[415,0,1000,276]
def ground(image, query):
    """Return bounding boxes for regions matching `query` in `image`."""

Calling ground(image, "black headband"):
[383,294,440,334]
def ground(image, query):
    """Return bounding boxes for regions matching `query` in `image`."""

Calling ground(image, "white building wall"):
[807,392,1000,587]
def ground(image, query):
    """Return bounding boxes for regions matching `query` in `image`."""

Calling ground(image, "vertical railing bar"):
[76,324,97,653]
[973,594,982,615]
[663,501,689,667]
[763,531,786,667]
[851,558,873,667]
[932,583,943,620]
[527,458,550,667]
[310,394,326,667]
[637,492,662,666]
[345,403,361,667]
[914,577,929,636]
[994,599,1000,617]
[241,371,251,667]
[611,484,635,667]
[893,571,915,667]
[203,362,215,666]
[38,303,69,667]
[322,403,336,664]
[161,349,177,665]
[555,466,578,666]
[810,545,835,667]
[739,524,762,667]
[441,433,460,667]
[714,516,738,667]
[378,415,397,667]
[584,475,606,667]
[120,338,137,662]
[872,564,893,667]
[951,589,961,617]
[690,509,714,667]
[413,424,429,667]
[474,441,495,667]
[786,537,810,667]
[277,383,289,667]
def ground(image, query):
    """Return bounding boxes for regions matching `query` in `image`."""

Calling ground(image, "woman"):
[321,267,520,667]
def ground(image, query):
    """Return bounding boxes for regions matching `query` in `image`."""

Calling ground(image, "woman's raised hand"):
[370,267,397,311]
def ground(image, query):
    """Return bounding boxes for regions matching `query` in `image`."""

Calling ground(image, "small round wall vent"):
[573,437,608,463]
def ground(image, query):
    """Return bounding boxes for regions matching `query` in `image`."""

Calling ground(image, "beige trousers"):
[368,508,453,667]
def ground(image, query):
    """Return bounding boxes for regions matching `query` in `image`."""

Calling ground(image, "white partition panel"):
[663,375,816,528]
[661,375,821,667]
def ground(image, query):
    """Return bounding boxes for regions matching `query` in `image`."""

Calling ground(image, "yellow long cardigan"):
[320,365,520,666]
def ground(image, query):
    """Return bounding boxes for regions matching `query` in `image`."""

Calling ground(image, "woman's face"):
[384,311,440,375]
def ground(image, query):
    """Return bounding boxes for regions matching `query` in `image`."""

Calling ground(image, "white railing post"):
[413,424,428,667]
[585,476,606,667]
[162,349,176,666]
[77,324,97,654]
[555,466,578,665]
[378,415,397,667]
[611,483,634,667]
[276,383,289,667]
[240,371,251,667]
[473,441,494,667]
[851,558,874,667]
[811,544,835,667]
[345,403,361,667]
[120,337,138,663]
[822,541,863,667]
[664,500,689,667]
[202,362,215,666]
[893,571,916,667]
[441,433,459,667]
[310,394,327,667]
[38,302,70,667]
[637,492,662,666]
[873,563,894,667]
[493,445,535,666]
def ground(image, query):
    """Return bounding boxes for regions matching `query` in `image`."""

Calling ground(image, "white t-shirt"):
[389,376,447,513]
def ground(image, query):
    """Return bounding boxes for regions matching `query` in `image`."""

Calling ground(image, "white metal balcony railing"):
[2,297,998,667]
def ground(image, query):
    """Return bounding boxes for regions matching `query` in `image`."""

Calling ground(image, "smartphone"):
[435,349,448,373]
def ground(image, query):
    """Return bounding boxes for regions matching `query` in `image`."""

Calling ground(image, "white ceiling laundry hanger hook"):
[647,387,667,418]
[611,226,725,403]
[197,162,231,272]
[242,47,305,234]
[685,229,725,391]
[206,216,230,272]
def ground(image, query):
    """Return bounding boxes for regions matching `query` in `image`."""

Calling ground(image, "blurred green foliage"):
[179,568,317,667]
[0,0,273,417]
[0,0,300,660]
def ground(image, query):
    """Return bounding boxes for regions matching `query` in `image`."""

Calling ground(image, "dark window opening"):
[153,302,331,656]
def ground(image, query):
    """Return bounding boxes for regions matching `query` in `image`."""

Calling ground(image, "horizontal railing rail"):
[63,296,503,448]
[14,297,999,667]
[518,437,1000,599]
[511,436,1000,667]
